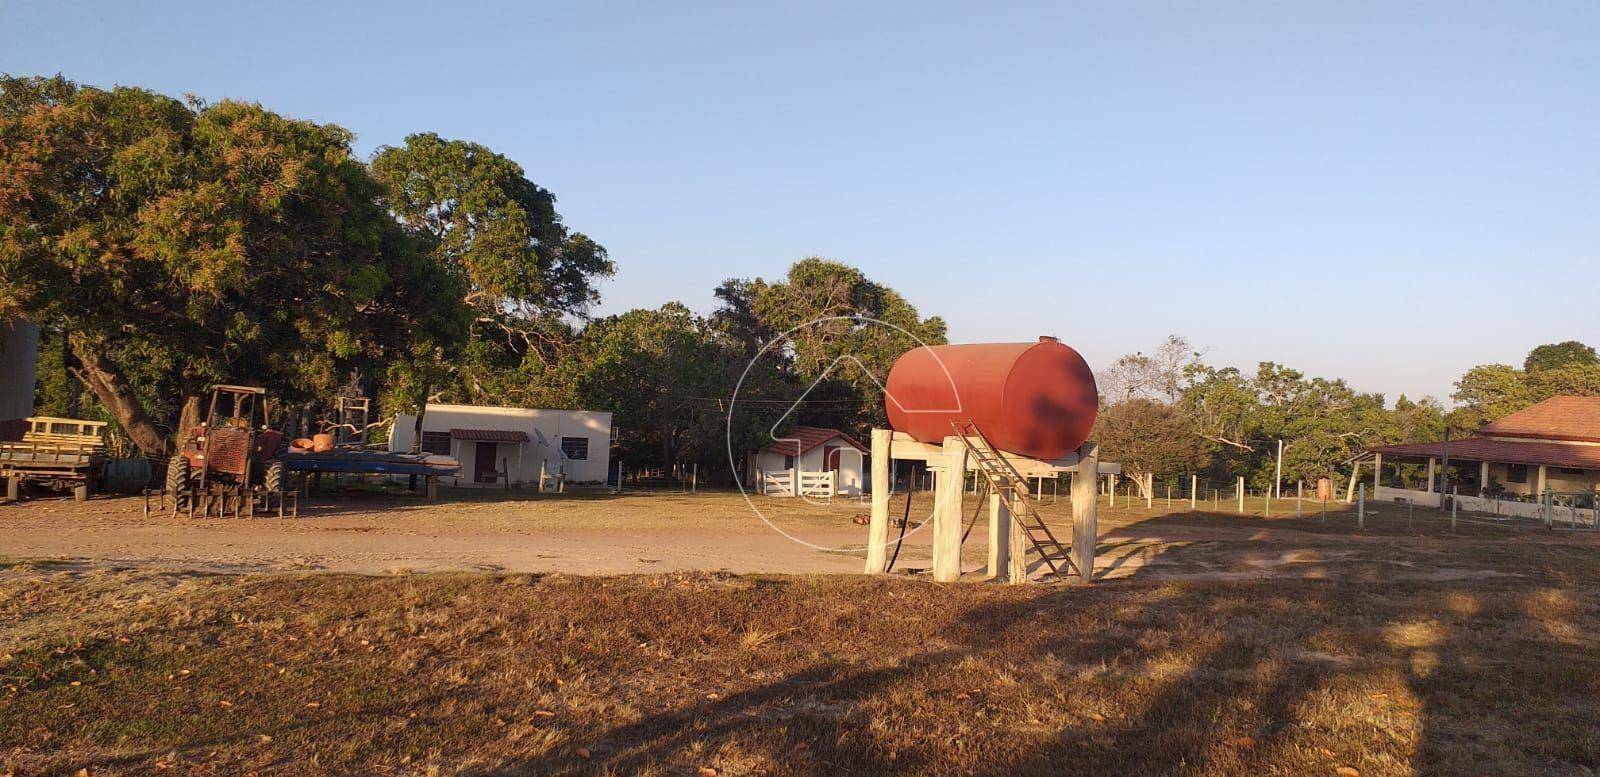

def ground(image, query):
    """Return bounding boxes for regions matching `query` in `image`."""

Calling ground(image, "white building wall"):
[0,318,39,421]
[390,404,613,487]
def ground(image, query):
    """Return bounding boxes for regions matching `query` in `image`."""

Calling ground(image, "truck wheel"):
[166,455,190,507]
[264,460,285,493]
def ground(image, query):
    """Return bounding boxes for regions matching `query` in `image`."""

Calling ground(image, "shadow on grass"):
[462,520,1600,775]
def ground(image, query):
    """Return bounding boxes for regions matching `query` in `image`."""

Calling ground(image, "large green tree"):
[0,76,464,456]
[1093,397,1209,496]
[1452,341,1600,429]
[713,258,946,432]
[370,133,613,407]
[1524,340,1599,373]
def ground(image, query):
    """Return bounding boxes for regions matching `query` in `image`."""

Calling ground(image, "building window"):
[560,436,589,461]
[420,431,451,455]
[1505,464,1528,484]
[783,455,795,469]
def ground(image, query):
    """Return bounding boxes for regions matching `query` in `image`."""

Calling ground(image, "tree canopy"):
[1523,341,1599,373]
[0,76,464,456]
[1452,341,1600,430]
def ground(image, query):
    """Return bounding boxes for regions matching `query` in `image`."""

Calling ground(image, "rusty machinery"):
[165,385,288,514]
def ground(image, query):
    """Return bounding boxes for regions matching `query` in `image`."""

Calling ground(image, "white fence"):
[1376,485,1599,525]
[759,470,836,498]
[1374,486,1442,509]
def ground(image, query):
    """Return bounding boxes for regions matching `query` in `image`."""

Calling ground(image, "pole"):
[1072,444,1100,584]
[1450,486,1458,531]
[865,429,892,574]
[1237,476,1245,514]
[1358,483,1366,530]
[1441,425,1451,495]
[1190,474,1197,510]
[1274,439,1283,500]
[692,463,698,494]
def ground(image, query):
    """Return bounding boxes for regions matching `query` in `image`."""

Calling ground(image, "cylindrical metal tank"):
[884,336,1099,460]
[100,457,154,493]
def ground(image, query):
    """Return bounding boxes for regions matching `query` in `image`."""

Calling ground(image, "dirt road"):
[3,487,1580,580]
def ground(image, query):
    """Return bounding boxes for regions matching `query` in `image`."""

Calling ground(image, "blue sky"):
[5,1,1597,402]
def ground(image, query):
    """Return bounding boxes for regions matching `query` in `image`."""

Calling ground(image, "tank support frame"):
[864,428,1112,584]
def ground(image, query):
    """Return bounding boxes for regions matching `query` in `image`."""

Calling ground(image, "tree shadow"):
[470,511,1600,775]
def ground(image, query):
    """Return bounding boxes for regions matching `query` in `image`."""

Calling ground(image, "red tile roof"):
[1369,437,1600,469]
[760,426,868,457]
[1480,396,1600,443]
[448,428,530,443]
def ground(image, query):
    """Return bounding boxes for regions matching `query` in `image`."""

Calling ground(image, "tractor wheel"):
[166,455,191,508]
[264,460,285,493]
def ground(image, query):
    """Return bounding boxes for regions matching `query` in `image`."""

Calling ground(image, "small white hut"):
[748,426,869,497]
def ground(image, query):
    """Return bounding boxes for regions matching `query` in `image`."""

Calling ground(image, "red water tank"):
[884,337,1099,460]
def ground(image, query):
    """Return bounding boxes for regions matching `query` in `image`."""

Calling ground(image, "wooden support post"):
[1190,474,1197,510]
[426,475,438,501]
[1426,457,1437,494]
[987,488,1005,579]
[1479,460,1489,495]
[1108,474,1116,507]
[1144,473,1153,508]
[932,437,967,583]
[1372,452,1382,494]
[865,429,893,574]
[1007,487,1028,584]
[1450,486,1458,531]
[1071,444,1099,583]
[1357,483,1366,529]
[1237,476,1245,513]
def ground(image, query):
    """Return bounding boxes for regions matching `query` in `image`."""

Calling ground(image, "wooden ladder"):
[950,420,1079,579]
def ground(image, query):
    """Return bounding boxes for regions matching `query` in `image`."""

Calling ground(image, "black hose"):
[960,478,988,545]
[884,470,915,573]
[886,471,992,575]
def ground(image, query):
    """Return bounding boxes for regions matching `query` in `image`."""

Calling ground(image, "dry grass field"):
[1,490,1598,775]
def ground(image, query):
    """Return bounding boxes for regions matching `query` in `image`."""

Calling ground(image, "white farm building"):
[390,404,612,488]
[748,426,869,497]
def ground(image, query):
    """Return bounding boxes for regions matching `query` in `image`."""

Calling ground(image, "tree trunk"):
[1129,470,1152,498]
[177,395,202,438]
[409,380,430,454]
[68,338,170,457]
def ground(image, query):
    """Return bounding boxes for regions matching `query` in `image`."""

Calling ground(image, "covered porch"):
[1355,438,1600,510]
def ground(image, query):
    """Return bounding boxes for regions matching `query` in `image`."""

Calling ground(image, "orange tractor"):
[165,385,288,507]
